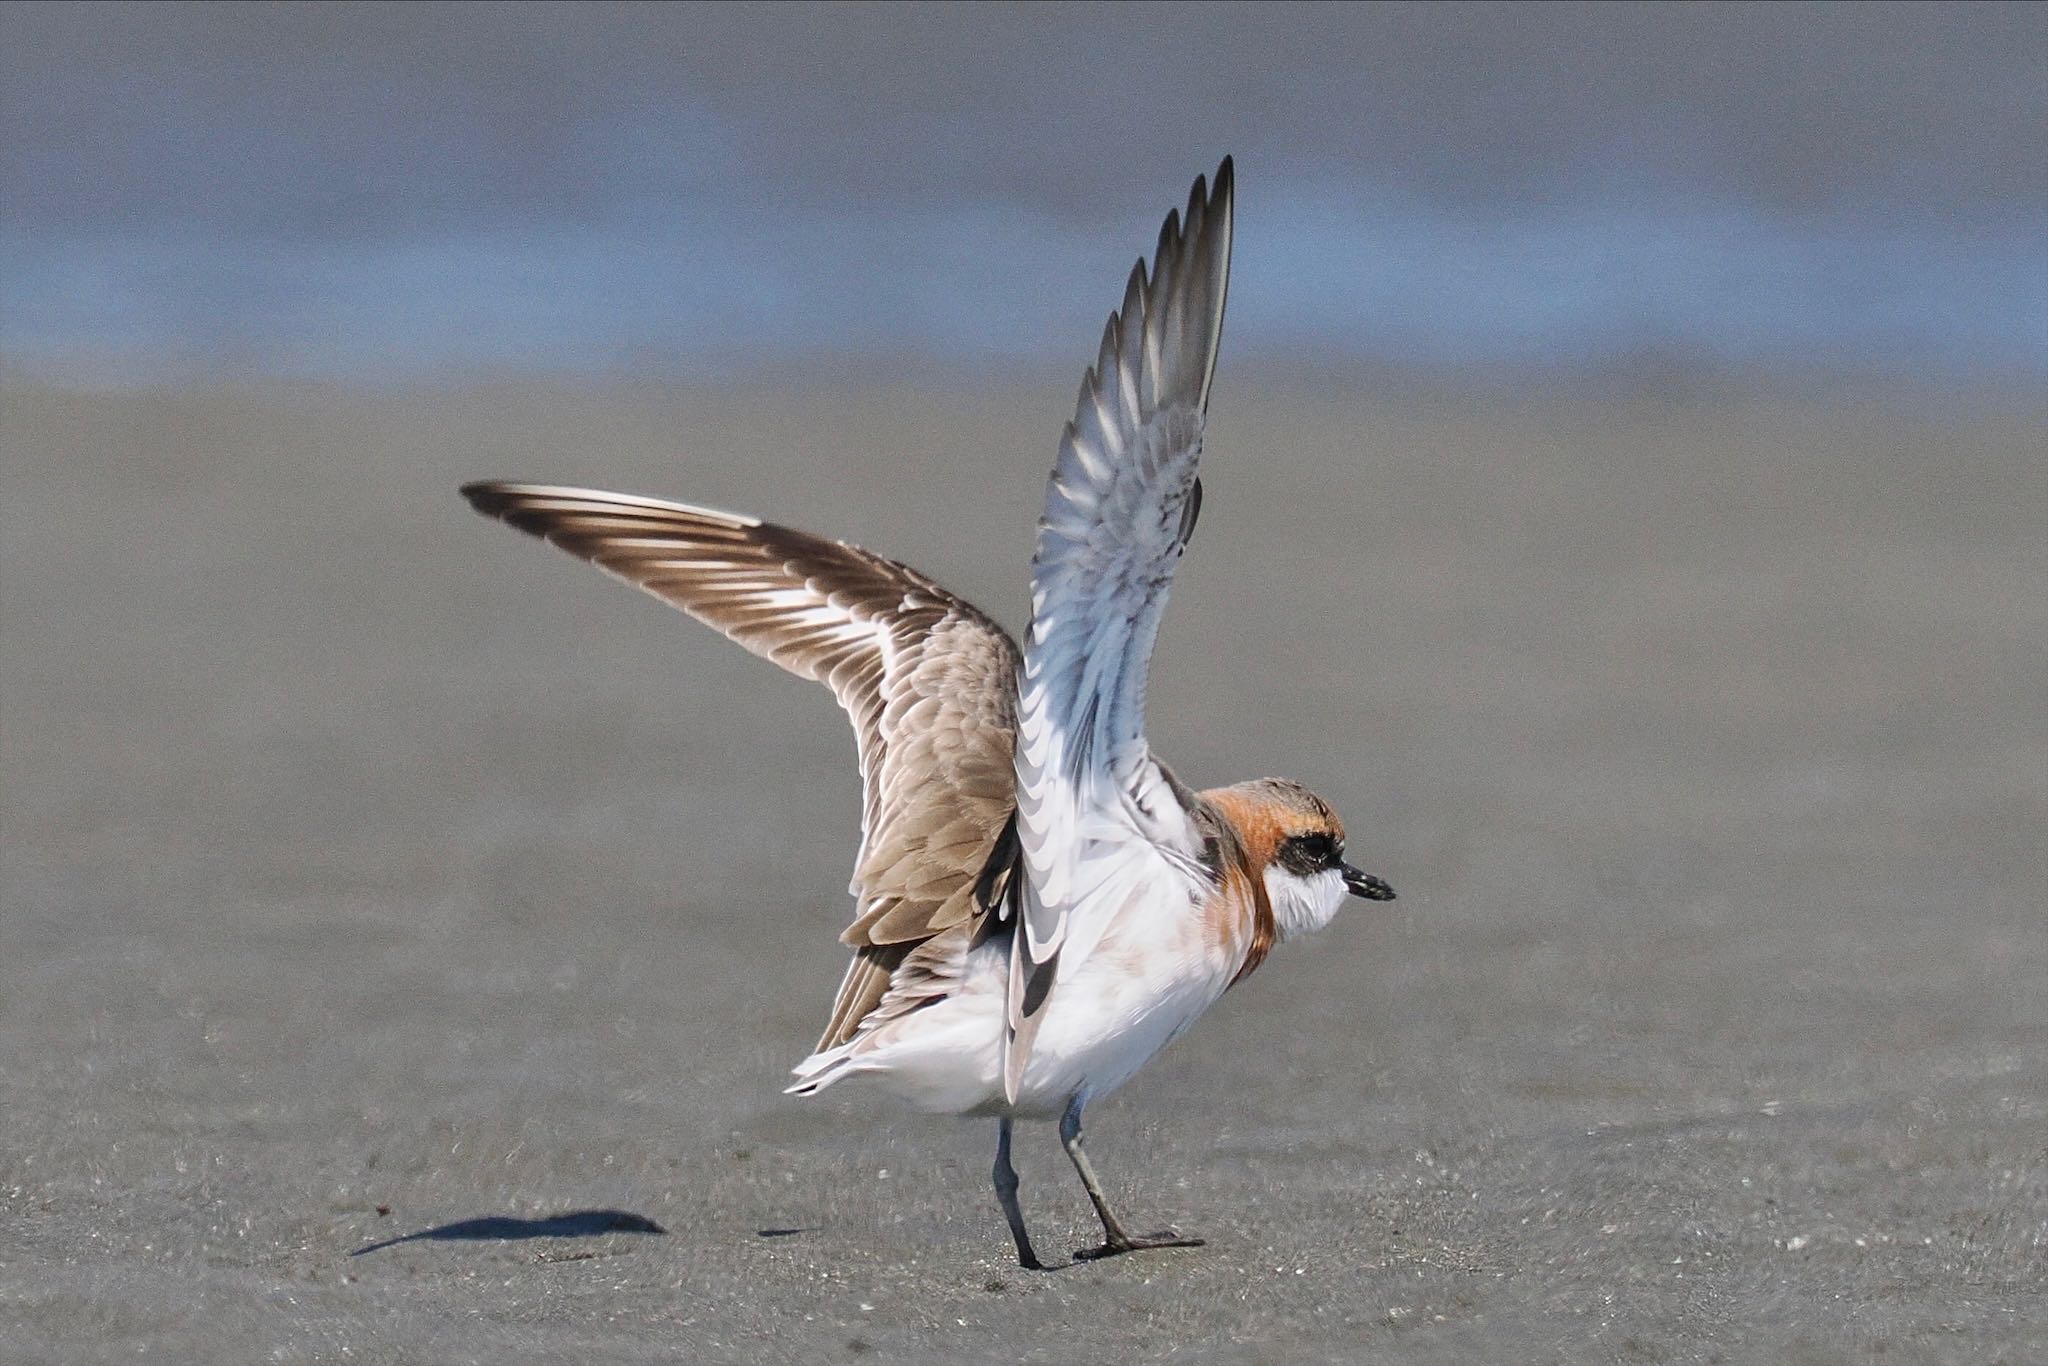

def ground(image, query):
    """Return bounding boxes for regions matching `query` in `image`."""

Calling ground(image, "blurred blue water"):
[4,3,2041,391]
[7,182,2040,388]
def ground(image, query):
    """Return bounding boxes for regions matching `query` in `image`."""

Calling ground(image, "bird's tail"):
[784,1042,867,1097]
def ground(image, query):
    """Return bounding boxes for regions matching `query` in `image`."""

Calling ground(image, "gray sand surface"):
[3,379,2042,1362]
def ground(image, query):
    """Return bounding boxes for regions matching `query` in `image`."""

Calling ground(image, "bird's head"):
[1203,777,1396,941]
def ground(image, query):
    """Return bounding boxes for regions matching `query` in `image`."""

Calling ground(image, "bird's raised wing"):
[461,483,1021,1045]
[1004,160,1234,1097]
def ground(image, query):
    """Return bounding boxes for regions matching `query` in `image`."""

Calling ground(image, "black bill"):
[1341,864,1397,901]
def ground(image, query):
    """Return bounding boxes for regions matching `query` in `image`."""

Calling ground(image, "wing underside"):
[1003,159,1236,1100]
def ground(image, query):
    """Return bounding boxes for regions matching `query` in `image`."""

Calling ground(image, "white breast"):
[827,856,1235,1119]
[1264,866,1347,940]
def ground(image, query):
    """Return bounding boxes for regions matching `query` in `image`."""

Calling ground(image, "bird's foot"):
[1073,1230,1205,1261]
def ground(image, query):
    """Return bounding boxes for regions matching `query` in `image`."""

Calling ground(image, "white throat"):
[1263,866,1347,941]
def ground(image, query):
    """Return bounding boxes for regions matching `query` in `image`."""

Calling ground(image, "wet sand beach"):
[3,378,2042,1363]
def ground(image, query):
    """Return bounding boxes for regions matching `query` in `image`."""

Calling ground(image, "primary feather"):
[459,482,1021,1048]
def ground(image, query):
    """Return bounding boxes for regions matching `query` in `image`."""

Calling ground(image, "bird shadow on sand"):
[350,1208,667,1257]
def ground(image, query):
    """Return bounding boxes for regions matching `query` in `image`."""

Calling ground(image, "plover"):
[462,158,1396,1268]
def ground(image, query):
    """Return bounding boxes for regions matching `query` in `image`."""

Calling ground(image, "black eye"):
[1281,833,1339,875]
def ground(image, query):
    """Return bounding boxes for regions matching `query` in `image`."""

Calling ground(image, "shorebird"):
[462,158,1396,1269]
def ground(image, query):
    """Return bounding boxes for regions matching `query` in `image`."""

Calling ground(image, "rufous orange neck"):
[1200,788,1280,986]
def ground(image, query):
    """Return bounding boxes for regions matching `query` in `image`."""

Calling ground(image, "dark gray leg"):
[1058,1096,1204,1261]
[992,1117,1043,1270]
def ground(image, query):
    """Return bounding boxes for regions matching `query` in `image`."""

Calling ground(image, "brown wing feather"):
[461,482,1020,1047]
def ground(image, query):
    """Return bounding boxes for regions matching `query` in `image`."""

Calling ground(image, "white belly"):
[833,881,1236,1119]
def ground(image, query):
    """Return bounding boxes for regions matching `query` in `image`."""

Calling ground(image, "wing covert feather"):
[460,483,1022,995]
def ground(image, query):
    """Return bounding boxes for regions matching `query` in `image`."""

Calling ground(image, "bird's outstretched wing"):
[461,483,1021,1048]
[1004,159,1234,1099]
